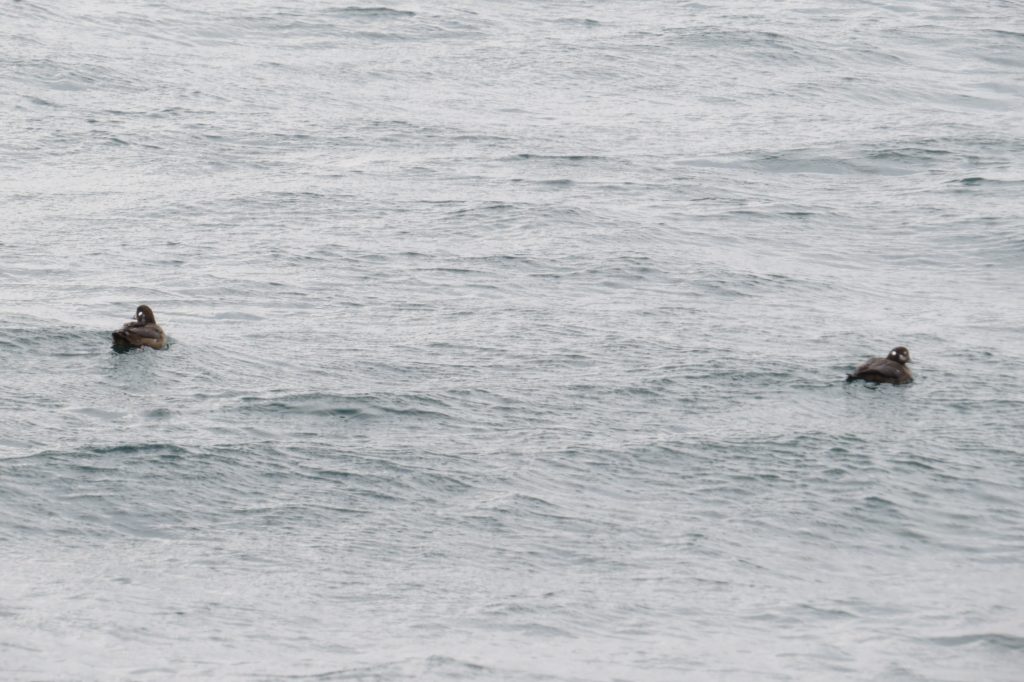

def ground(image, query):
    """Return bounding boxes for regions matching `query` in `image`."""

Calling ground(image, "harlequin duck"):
[846,346,912,384]
[112,304,166,351]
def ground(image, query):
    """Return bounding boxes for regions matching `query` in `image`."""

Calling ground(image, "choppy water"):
[3,1,1024,679]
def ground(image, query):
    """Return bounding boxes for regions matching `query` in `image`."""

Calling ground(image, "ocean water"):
[2,0,1023,679]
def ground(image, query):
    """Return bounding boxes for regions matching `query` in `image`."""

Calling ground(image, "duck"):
[846,346,912,384]
[112,304,166,351]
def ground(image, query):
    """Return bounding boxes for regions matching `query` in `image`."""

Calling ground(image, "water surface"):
[2,1,1023,679]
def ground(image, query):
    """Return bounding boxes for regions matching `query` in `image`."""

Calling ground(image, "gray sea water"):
[2,1,1024,679]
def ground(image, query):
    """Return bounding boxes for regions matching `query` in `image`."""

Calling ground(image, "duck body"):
[112,304,166,351]
[846,346,912,384]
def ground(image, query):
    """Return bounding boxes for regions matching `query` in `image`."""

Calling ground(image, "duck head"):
[136,305,156,324]
[887,346,910,364]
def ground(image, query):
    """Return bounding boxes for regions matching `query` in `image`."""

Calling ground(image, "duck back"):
[846,357,912,384]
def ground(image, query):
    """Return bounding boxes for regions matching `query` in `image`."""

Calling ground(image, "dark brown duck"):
[846,346,912,384]
[112,304,166,351]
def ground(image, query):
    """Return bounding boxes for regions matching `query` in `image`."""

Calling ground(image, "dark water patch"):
[24,95,57,107]
[327,6,416,18]
[224,503,374,528]
[929,633,1024,650]
[688,264,826,299]
[954,176,1024,187]
[796,603,856,620]
[555,17,601,28]
[505,153,609,162]
[987,30,1024,40]
[865,145,954,166]
[15,442,191,465]
[513,178,575,187]
[686,145,949,177]
[236,392,453,422]
[448,201,518,216]
[664,26,835,67]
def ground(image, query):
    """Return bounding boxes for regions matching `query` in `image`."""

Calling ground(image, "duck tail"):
[112,331,132,351]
